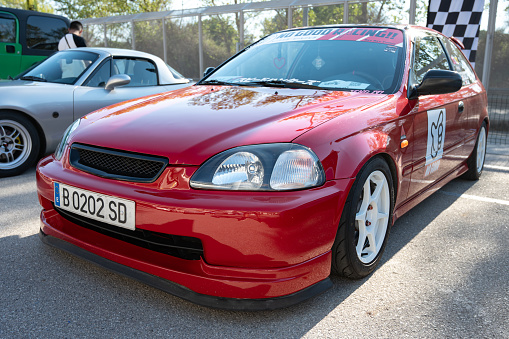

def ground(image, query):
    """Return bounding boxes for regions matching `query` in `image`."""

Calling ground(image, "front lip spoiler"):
[39,229,333,311]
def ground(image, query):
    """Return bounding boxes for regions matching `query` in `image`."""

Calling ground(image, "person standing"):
[58,21,87,51]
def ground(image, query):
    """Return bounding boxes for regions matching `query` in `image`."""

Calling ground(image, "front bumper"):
[40,229,332,310]
[37,155,352,309]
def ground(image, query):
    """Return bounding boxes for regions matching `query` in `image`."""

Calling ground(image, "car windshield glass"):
[20,51,99,84]
[202,27,405,94]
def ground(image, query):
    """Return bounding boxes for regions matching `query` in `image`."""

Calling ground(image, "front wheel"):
[0,112,40,177]
[332,157,394,279]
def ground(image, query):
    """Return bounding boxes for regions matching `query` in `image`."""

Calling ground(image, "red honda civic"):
[36,25,488,310]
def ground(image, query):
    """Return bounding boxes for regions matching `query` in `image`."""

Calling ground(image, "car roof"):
[58,47,188,84]
[66,47,162,59]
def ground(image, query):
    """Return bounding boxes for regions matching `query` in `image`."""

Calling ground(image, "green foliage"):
[1,0,54,13]
[261,9,288,36]
[52,0,170,20]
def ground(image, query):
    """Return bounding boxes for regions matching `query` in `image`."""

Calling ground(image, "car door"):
[73,57,178,119]
[0,12,21,79]
[407,32,468,198]
[440,36,485,153]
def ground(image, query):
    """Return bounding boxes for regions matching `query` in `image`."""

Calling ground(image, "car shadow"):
[0,170,492,337]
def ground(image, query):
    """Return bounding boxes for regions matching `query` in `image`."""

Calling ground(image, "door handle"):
[458,101,464,114]
[6,45,15,54]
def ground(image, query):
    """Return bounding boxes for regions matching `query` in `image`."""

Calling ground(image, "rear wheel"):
[0,112,40,177]
[332,157,394,279]
[463,121,487,181]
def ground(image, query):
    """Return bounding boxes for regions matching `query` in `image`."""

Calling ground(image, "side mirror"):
[105,74,131,90]
[203,67,215,77]
[408,70,462,100]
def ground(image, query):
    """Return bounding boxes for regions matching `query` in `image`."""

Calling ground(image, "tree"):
[1,0,54,13]
[52,0,170,20]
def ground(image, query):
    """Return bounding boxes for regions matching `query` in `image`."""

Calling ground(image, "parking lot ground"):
[1,148,508,338]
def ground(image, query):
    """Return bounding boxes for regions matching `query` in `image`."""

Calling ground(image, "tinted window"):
[412,35,451,84]
[204,27,405,94]
[113,58,158,86]
[441,37,477,85]
[0,16,16,43]
[26,16,68,50]
[86,59,111,87]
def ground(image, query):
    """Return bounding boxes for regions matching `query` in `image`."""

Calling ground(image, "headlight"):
[54,119,80,160]
[190,144,325,191]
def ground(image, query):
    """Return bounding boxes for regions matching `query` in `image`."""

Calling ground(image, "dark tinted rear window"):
[26,16,68,50]
[0,14,16,43]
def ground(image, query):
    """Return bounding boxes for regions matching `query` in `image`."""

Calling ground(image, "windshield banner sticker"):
[260,28,404,46]
[425,108,446,177]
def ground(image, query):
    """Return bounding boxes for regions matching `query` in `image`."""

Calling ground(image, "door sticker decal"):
[425,108,445,177]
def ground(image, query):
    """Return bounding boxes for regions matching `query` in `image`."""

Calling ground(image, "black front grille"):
[55,206,203,260]
[70,143,168,182]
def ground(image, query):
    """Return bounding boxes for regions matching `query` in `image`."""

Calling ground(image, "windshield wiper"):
[199,79,236,86]
[20,75,47,82]
[240,80,323,90]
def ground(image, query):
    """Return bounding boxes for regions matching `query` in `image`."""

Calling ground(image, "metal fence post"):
[239,10,244,52]
[303,6,308,27]
[163,18,167,63]
[409,0,417,24]
[103,23,107,47]
[343,1,349,24]
[131,20,135,50]
[199,14,204,77]
[288,7,293,29]
[482,0,498,89]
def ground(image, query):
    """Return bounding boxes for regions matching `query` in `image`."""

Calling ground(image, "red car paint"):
[36,25,488,309]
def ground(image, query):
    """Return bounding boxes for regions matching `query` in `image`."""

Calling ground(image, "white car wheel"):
[332,157,394,279]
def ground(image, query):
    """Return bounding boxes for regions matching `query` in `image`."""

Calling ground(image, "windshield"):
[202,27,405,94]
[19,51,99,84]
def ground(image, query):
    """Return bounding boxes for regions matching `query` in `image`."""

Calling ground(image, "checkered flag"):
[427,0,485,67]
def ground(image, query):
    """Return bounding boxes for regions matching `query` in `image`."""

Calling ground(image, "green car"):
[0,7,69,80]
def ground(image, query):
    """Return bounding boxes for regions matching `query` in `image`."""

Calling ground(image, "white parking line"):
[440,191,509,206]
[484,164,509,171]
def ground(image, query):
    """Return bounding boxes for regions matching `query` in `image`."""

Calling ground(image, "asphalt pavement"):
[1,147,508,338]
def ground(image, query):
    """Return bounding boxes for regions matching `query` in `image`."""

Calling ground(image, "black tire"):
[331,156,394,279]
[0,111,40,177]
[462,121,487,181]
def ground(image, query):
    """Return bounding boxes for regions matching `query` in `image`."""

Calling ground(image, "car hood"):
[72,85,386,165]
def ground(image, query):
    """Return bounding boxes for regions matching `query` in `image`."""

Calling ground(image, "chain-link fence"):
[487,89,509,144]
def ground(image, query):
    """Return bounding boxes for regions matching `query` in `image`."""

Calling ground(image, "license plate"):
[54,182,136,230]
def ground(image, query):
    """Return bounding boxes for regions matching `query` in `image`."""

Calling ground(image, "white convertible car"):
[0,47,191,176]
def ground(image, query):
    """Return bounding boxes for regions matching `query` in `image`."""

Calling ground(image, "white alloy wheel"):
[476,126,486,173]
[0,119,32,170]
[354,170,390,264]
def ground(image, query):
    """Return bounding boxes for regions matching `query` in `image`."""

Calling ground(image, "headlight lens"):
[190,144,325,191]
[54,119,80,160]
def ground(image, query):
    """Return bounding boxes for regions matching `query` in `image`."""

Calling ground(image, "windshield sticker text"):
[260,28,404,46]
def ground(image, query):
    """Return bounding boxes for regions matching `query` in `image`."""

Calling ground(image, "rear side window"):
[441,37,477,85]
[0,15,16,43]
[113,58,158,86]
[26,16,68,50]
[412,35,451,84]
